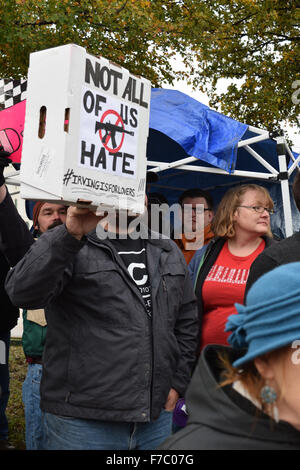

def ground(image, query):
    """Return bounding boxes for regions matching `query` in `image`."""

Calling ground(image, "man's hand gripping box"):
[20,44,151,214]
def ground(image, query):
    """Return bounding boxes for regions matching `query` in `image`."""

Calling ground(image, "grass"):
[7,339,26,450]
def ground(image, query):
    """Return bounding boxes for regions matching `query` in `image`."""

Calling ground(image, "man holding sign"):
[5,198,198,450]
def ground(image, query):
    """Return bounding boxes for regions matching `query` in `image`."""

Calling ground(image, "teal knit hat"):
[225,262,300,367]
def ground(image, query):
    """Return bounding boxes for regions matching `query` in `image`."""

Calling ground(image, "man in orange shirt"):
[175,188,214,264]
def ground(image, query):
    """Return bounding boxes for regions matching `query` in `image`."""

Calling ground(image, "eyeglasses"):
[183,206,212,213]
[237,205,275,215]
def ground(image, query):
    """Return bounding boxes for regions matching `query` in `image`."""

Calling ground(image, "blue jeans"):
[22,363,43,450]
[0,332,10,441]
[42,409,173,450]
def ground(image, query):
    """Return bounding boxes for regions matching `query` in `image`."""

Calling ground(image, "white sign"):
[20,44,151,213]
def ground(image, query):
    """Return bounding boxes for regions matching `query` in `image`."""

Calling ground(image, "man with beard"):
[5,195,198,450]
[0,149,67,449]
[31,201,68,235]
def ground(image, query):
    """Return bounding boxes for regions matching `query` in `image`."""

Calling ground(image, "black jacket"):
[0,189,33,333]
[5,224,198,422]
[0,189,34,266]
[0,251,18,333]
[159,345,300,450]
[245,232,300,297]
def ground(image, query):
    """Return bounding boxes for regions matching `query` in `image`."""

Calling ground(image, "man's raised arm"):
[0,150,33,265]
[5,206,103,309]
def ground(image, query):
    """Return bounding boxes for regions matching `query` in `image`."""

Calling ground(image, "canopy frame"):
[4,130,298,237]
[147,126,297,237]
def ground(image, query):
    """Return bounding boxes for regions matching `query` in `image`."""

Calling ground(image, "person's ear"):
[208,210,214,223]
[232,207,239,222]
[254,357,275,381]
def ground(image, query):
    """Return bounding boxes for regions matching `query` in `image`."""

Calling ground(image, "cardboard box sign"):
[20,44,151,214]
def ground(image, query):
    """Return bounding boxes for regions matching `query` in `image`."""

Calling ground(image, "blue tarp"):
[147,88,300,238]
[149,88,248,173]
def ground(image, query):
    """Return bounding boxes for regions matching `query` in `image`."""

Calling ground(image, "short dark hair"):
[179,188,214,210]
[148,192,169,206]
[293,171,300,212]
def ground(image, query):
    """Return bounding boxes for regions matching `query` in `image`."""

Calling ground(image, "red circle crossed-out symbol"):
[99,109,125,154]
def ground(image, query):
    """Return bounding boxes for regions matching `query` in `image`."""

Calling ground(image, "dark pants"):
[0,332,10,441]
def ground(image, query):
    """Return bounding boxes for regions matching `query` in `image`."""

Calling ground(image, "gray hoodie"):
[160,345,300,450]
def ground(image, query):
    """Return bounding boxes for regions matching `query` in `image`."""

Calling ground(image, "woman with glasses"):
[188,184,275,355]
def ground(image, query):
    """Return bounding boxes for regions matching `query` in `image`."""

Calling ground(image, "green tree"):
[0,0,187,86]
[0,0,299,132]
[178,0,300,131]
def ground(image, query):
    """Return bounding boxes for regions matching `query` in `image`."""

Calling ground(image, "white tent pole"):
[277,136,293,237]
[285,142,296,162]
[149,156,198,173]
[288,154,300,176]
[248,125,269,135]
[4,170,20,186]
[244,145,279,175]
[4,178,20,186]
[237,133,269,147]
[147,160,277,180]
[4,169,20,178]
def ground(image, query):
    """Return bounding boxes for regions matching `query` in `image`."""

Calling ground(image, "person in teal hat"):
[160,262,300,450]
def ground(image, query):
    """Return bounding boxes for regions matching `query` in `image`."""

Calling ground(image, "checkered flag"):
[0,79,27,110]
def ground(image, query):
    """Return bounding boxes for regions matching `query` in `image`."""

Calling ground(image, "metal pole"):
[244,145,279,175]
[288,153,300,176]
[248,125,269,135]
[237,133,270,147]
[4,177,20,186]
[277,136,293,237]
[148,156,198,173]
[147,160,276,180]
